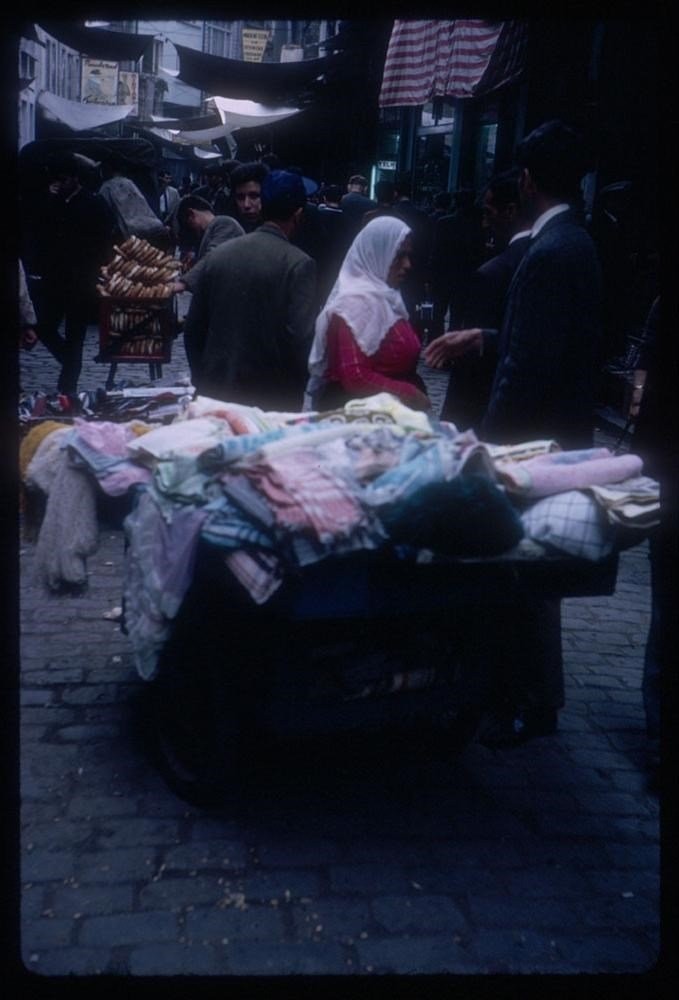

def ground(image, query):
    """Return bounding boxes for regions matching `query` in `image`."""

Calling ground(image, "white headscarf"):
[308,215,412,376]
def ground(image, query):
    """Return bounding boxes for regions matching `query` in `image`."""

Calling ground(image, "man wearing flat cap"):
[184,170,317,411]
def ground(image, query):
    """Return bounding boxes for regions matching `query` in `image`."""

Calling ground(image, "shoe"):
[477,706,558,749]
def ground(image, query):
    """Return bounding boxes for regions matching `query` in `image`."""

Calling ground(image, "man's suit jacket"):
[181,215,245,293]
[442,235,530,429]
[481,210,603,449]
[185,222,316,411]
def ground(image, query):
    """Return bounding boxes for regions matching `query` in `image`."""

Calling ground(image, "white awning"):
[205,95,301,131]
[37,90,134,131]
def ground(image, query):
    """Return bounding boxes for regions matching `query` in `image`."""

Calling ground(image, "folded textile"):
[520,490,615,561]
[495,449,643,498]
[379,475,524,557]
[485,439,561,463]
[585,475,660,528]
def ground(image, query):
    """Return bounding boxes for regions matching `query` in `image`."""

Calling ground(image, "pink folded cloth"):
[496,448,644,498]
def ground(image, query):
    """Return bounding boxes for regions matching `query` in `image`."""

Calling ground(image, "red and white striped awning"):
[379,19,527,107]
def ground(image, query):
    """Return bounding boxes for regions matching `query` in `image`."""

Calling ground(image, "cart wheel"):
[148,681,243,809]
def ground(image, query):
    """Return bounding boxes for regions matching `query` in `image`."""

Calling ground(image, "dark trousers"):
[32,278,90,394]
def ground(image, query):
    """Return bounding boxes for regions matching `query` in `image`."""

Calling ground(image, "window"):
[142,39,162,75]
[205,22,232,58]
[48,40,57,92]
[414,131,453,201]
[19,51,36,81]
[474,122,498,192]
[420,99,455,128]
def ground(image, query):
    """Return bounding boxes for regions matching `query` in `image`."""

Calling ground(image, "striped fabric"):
[379,19,526,107]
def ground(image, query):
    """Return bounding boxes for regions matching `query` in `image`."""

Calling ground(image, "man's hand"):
[423,328,483,368]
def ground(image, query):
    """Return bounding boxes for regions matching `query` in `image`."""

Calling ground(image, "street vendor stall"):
[21,392,659,804]
[95,236,181,388]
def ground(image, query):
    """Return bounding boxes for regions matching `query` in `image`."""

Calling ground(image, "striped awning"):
[379,19,527,107]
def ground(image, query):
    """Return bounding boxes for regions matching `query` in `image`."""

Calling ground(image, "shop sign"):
[242,29,270,62]
[81,58,119,105]
[118,71,139,114]
[378,160,397,170]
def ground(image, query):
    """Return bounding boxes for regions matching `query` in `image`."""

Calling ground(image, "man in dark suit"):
[431,122,603,747]
[482,122,602,449]
[184,171,317,411]
[425,169,532,429]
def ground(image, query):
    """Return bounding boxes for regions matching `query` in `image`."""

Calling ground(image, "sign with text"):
[81,58,119,105]
[242,29,270,63]
[118,71,139,114]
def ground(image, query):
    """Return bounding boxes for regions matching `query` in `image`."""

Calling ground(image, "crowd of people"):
[17,120,664,772]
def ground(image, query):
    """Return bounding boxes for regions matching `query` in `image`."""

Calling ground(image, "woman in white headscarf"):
[306,215,431,411]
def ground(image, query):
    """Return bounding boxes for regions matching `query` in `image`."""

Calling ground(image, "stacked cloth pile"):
[21,393,659,680]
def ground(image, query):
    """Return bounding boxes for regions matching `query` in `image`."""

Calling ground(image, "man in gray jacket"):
[172,195,245,294]
[184,170,317,411]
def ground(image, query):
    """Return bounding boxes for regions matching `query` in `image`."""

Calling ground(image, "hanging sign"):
[242,29,270,63]
[81,58,119,105]
[118,71,139,114]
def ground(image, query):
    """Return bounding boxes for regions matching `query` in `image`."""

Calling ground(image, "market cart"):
[95,234,181,388]
[146,537,620,806]
[96,294,178,389]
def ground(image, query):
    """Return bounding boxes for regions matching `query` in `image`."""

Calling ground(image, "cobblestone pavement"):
[18,329,662,978]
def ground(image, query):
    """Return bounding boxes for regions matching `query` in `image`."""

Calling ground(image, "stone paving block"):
[20,689,55,706]
[66,796,137,822]
[254,836,343,868]
[22,667,86,685]
[240,869,321,902]
[128,942,222,976]
[57,724,121,742]
[513,838,612,870]
[22,916,74,949]
[469,929,562,972]
[577,894,660,930]
[21,798,63,823]
[185,904,285,942]
[431,839,524,870]
[328,863,411,896]
[573,790,653,817]
[162,839,248,873]
[406,865,500,896]
[22,850,75,883]
[60,684,120,705]
[21,708,78,727]
[51,884,135,918]
[76,847,157,883]
[23,820,97,852]
[139,874,228,911]
[371,895,467,934]
[468,896,583,929]
[291,899,373,942]
[78,911,179,947]
[23,947,108,975]
[21,725,49,741]
[225,939,347,975]
[503,867,595,899]
[95,817,181,849]
[21,884,46,921]
[550,932,658,973]
[355,934,475,974]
